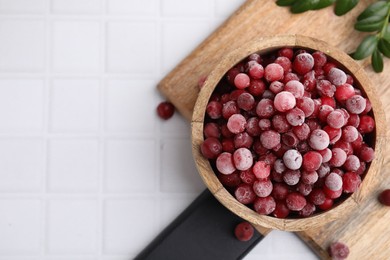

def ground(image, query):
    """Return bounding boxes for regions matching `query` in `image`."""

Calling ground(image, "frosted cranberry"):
[216,152,236,175]
[302,70,316,92]
[312,51,327,68]
[341,125,358,142]
[221,138,235,153]
[328,242,350,260]
[346,74,354,84]
[246,61,264,79]
[230,89,246,101]
[323,62,336,75]
[292,124,310,141]
[329,148,347,167]
[218,172,241,187]
[317,163,330,178]
[237,92,255,111]
[254,196,276,215]
[235,183,256,204]
[323,185,342,199]
[271,183,288,201]
[302,151,323,171]
[314,68,325,77]
[309,188,326,205]
[362,99,372,114]
[258,118,271,131]
[274,159,286,174]
[240,168,256,184]
[296,97,314,117]
[359,145,375,162]
[284,80,304,98]
[234,73,250,89]
[221,124,234,138]
[297,141,310,154]
[227,114,246,134]
[260,130,281,149]
[327,68,347,86]
[343,155,360,172]
[248,53,262,63]
[301,170,318,185]
[318,105,334,122]
[260,153,277,166]
[286,108,305,126]
[253,140,268,155]
[358,115,375,134]
[256,98,275,118]
[282,131,299,147]
[201,137,222,159]
[226,67,241,85]
[355,161,366,175]
[274,91,296,112]
[297,182,312,196]
[264,63,284,82]
[317,80,336,97]
[319,197,334,210]
[234,132,253,149]
[272,170,284,182]
[157,101,175,120]
[350,133,363,150]
[309,129,330,150]
[272,114,291,133]
[204,122,220,138]
[293,53,314,75]
[248,79,266,96]
[253,161,271,179]
[325,172,343,191]
[269,81,284,94]
[342,172,361,193]
[300,202,316,217]
[278,47,294,60]
[327,110,345,129]
[282,72,300,84]
[379,189,390,206]
[332,168,344,176]
[346,95,366,114]
[233,148,253,171]
[262,90,275,100]
[335,84,355,103]
[234,221,254,242]
[347,113,360,128]
[275,56,291,73]
[323,126,342,145]
[253,179,273,198]
[222,101,239,119]
[320,96,336,108]
[283,169,301,185]
[318,148,332,163]
[286,192,307,211]
[309,98,322,118]
[273,201,290,218]
[283,149,302,170]
[245,117,260,137]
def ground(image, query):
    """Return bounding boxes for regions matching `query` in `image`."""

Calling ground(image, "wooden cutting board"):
[157,0,390,259]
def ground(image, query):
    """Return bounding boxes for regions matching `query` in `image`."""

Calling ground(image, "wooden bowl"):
[191,35,387,231]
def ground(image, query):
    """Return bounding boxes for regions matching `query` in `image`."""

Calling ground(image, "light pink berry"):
[216,152,236,175]
[274,91,296,112]
[283,149,303,170]
[233,148,253,171]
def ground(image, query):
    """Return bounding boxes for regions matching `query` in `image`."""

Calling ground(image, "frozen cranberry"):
[335,84,355,103]
[362,99,372,114]
[282,131,299,147]
[222,101,239,119]
[246,61,264,79]
[221,138,235,153]
[234,132,253,149]
[358,115,375,134]
[321,96,336,108]
[248,53,262,63]
[252,161,271,179]
[329,148,347,167]
[222,123,234,138]
[275,56,292,73]
[327,68,347,86]
[216,152,236,175]
[206,101,222,119]
[274,91,296,112]
[317,163,331,178]
[258,118,271,131]
[301,170,318,185]
[269,81,284,94]
[235,183,256,204]
[350,133,363,150]
[312,51,327,68]
[226,67,241,85]
[234,73,250,89]
[234,221,254,242]
[248,79,266,96]
[285,80,304,98]
[201,137,222,159]
[293,53,314,75]
[297,182,313,196]
[283,169,301,185]
[327,110,345,129]
[341,125,358,142]
[218,172,241,187]
[309,98,322,118]
[254,196,276,215]
[302,70,316,92]
[355,161,366,175]
[308,188,326,205]
[323,126,342,145]
[318,105,334,122]
[253,179,273,197]
[264,63,284,82]
[286,108,305,126]
[236,92,255,111]
[286,192,307,211]
[358,145,375,162]
[325,172,343,191]
[343,155,360,172]
[272,159,285,173]
[227,114,246,134]
[309,129,330,150]
[317,80,336,97]
[299,202,316,217]
[302,151,323,171]
[296,97,314,117]
[230,89,246,101]
[204,122,220,138]
[272,170,284,183]
[297,141,310,154]
[273,201,290,218]
[233,148,253,171]
[271,183,288,200]
[245,117,260,137]
[256,98,275,118]
[323,185,342,199]
[292,123,310,141]
[262,90,275,100]
[272,114,291,133]
[240,168,256,184]
[260,130,281,149]
[283,149,302,170]
[346,95,366,114]
[328,242,350,260]
[342,172,361,193]
[252,140,267,156]
[323,62,337,75]
[278,47,294,60]
[379,189,390,206]
[319,197,334,210]
[282,72,300,84]
[157,101,175,120]
[347,113,360,128]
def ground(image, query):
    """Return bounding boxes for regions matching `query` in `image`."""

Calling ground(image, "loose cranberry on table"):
[379,189,390,206]
[328,241,350,260]
[199,47,376,219]
[157,101,175,120]
[234,221,254,242]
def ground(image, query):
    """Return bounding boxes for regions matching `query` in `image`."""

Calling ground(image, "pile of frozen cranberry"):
[200,47,375,218]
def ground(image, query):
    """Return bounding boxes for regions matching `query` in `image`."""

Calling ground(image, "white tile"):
[0,139,43,192]
[104,198,155,254]
[48,139,99,192]
[105,139,155,192]
[162,0,211,17]
[215,0,245,17]
[0,0,46,13]
[50,78,100,132]
[47,199,98,254]
[52,20,100,72]
[52,0,102,14]
[106,22,156,73]
[160,112,189,136]
[0,19,45,71]
[0,79,44,132]
[107,0,157,15]
[159,195,197,229]
[45,257,97,260]
[0,200,42,254]
[105,79,157,133]
[160,139,205,193]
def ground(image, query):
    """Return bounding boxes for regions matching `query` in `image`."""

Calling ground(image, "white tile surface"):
[107,0,158,15]
[51,0,102,14]
[161,0,212,17]
[0,0,46,13]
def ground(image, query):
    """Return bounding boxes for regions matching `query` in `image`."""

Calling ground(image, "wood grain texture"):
[159,0,390,259]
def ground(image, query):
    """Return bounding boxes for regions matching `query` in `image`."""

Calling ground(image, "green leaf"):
[354,16,385,32]
[357,1,389,21]
[372,49,384,72]
[313,0,336,10]
[334,0,358,16]
[384,24,390,42]
[352,35,378,60]
[276,0,298,6]
[378,38,390,58]
[291,0,318,13]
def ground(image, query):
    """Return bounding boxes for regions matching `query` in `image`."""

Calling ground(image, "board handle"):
[135,189,270,260]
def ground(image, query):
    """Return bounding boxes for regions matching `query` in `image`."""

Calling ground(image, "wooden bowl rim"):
[191,34,386,231]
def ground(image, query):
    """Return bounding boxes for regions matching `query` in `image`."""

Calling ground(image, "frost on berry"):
[283,149,303,170]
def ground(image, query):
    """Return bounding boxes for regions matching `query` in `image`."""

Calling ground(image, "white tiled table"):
[0,1,318,259]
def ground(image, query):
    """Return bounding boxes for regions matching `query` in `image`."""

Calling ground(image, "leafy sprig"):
[276,0,390,73]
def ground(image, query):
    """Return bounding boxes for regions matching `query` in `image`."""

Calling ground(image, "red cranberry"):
[248,79,266,96]
[272,114,291,133]
[273,201,290,218]
[234,222,254,242]
[234,73,250,89]
[285,80,304,98]
[328,242,350,260]
[278,47,294,60]
[235,183,256,204]
[379,189,390,206]
[218,172,241,187]
[308,188,326,205]
[201,137,222,159]
[227,114,246,134]
[319,197,334,210]
[359,145,375,162]
[260,130,281,149]
[327,68,347,86]
[358,115,375,134]
[283,169,301,186]
[299,202,316,217]
[253,179,273,197]
[302,151,323,171]
[254,196,276,215]
[312,51,327,68]
[274,91,296,112]
[264,63,284,82]
[293,53,314,75]
[286,192,307,211]
[342,172,361,193]
[216,152,236,175]
[157,101,175,120]
[240,168,256,184]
